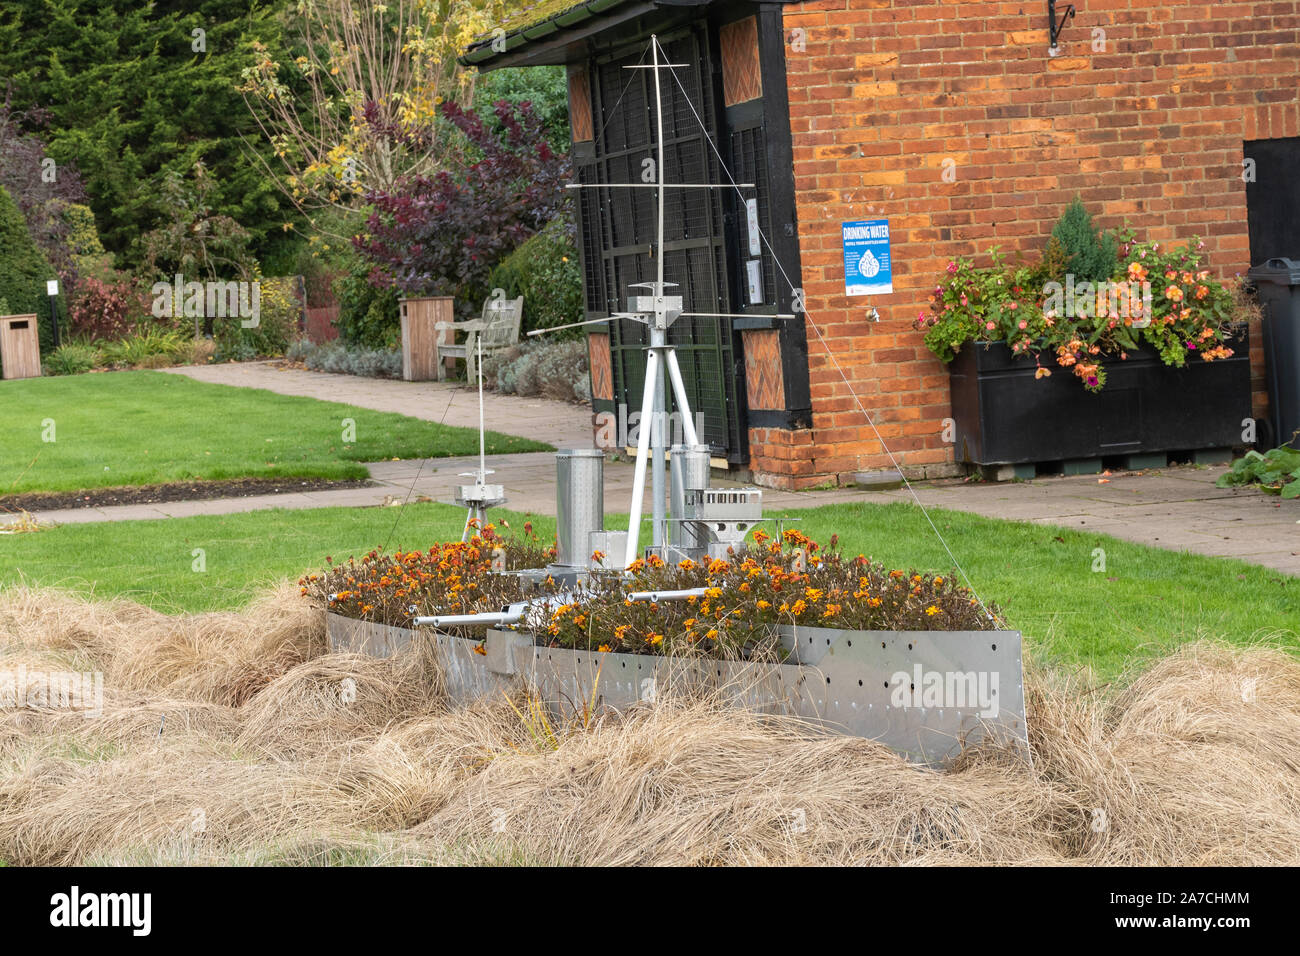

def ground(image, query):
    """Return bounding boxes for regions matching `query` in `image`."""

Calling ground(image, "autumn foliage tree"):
[353,99,570,313]
[239,0,507,215]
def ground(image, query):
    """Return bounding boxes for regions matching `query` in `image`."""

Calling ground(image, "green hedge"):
[488,218,583,339]
[333,266,400,349]
[0,185,62,354]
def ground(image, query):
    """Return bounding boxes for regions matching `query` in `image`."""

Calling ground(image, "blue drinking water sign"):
[842,219,892,296]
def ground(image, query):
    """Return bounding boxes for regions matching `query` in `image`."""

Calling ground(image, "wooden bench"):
[434,295,524,382]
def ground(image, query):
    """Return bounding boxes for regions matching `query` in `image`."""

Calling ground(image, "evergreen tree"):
[1050,196,1119,283]
[0,0,298,269]
[0,183,61,354]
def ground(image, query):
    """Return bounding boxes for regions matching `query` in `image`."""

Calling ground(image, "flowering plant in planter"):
[916,216,1251,392]
[304,527,1001,661]
[301,522,556,625]
[543,529,998,659]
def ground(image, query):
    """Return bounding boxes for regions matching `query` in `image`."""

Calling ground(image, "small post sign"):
[842,219,892,296]
[45,278,62,349]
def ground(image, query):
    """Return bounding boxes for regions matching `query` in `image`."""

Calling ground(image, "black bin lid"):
[1247,257,1300,285]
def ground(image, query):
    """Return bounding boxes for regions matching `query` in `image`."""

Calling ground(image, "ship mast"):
[545,34,794,568]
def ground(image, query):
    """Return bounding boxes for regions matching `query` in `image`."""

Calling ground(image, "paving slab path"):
[162,361,594,450]
[8,362,1298,576]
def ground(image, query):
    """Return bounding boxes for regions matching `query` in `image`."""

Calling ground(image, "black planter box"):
[948,325,1252,465]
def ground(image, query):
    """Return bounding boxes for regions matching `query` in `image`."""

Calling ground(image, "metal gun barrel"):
[412,591,589,630]
[626,588,710,602]
[413,611,517,628]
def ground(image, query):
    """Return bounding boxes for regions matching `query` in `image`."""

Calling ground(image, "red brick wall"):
[749,425,817,487]
[771,0,1298,486]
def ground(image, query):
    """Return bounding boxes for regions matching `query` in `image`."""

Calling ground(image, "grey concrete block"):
[978,463,1036,482]
[1193,447,1234,465]
[1125,452,1168,471]
[1063,458,1103,476]
[852,469,905,491]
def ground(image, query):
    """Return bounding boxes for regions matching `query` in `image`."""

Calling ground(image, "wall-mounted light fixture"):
[1048,0,1076,57]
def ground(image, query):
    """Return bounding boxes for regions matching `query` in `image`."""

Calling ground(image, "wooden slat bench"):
[434,295,524,382]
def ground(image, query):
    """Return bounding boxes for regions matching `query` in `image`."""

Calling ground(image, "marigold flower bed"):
[303,526,1002,660]
[300,523,555,624]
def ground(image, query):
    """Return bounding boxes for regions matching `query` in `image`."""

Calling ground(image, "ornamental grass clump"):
[4,588,1296,865]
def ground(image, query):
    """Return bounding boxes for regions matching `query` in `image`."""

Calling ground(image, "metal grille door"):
[578,27,746,461]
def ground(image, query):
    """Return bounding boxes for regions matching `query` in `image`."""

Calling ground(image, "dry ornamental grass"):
[0,585,1297,866]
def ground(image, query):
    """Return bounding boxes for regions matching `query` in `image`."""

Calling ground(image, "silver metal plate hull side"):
[514,648,819,720]
[778,625,1029,764]
[325,612,417,658]
[428,630,517,699]
[324,614,1028,766]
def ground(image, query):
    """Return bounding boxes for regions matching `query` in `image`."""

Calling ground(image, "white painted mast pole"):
[664,349,699,446]
[649,34,668,555]
[477,333,486,481]
[623,349,659,567]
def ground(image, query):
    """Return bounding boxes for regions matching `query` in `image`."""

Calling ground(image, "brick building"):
[464,1,1300,489]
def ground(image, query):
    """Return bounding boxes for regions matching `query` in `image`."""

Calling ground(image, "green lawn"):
[1,500,1295,681]
[789,503,1298,680]
[0,371,551,494]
